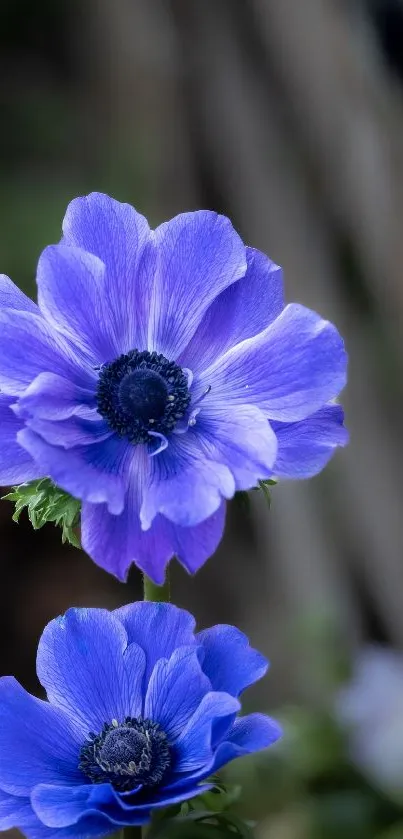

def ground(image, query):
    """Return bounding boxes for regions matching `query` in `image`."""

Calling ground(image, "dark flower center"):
[79,717,171,792]
[96,350,191,444]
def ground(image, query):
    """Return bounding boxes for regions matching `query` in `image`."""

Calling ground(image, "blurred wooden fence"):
[75,0,403,701]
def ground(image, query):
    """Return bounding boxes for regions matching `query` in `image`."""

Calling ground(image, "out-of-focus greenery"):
[222,618,403,839]
[224,705,403,839]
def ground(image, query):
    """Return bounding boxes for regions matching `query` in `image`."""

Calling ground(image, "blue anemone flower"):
[0,193,348,582]
[0,602,282,837]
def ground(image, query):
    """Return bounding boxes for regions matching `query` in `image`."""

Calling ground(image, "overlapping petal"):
[0,796,83,839]
[36,608,145,733]
[0,678,82,796]
[196,403,277,490]
[0,395,41,484]
[196,625,268,697]
[174,692,240,773]
[23,414,112,449]
[211,713,283,774]
[82,493,225,583]
[26,805,117,839]
[180,247,284,375]
[141,434,235,529]
[149,211,247,358]
[198,303,347,422]
[0,791,37,831]
[30,783,149,829]
[16,373,96,421]
[0,309,95,396]
[62,192,154,351]
[114,603,197,681]
[272,403,348,478]
[17,428,127,514]
[0,274,38,313]
[145,647,211,740]
[37,245,122,363]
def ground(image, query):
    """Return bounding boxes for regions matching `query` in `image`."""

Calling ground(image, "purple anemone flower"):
[0,602,281,837]
[0,193,348,582]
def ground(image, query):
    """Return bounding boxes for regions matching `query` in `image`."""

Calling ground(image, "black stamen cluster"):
[79,717,171,792]
[96,349,191,444]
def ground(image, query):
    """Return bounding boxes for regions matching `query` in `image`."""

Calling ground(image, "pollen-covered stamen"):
[79,717,171,792]
[96,349,191,445]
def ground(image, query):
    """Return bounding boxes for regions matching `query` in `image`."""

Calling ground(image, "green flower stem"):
[143,571,170,603]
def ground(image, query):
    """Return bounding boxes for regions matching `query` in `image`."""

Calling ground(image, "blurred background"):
[1,0,403,836]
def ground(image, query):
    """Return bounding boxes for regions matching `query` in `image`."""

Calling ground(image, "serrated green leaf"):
[3,478,81,547]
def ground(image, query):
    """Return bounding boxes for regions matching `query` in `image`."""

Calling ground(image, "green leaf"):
[258,478,277,507]
[191,781,242,813]
[3,478,81,547]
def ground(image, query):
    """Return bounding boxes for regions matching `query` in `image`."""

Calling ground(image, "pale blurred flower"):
[336,646,403,800]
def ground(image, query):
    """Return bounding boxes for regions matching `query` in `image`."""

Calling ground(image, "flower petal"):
[62,192,153,350]
[31,783,149,829]
[180,247,284,375]
[114,603,197,682]
[36,608,145,734]
[0,395,41,484]
[82,493,225,584]
[167,502,226,574]
[272,403,349,478]
[0,309,95,396]
[199,303,347,422]
[211,713,283,774]
[37,245,124,363]
[141,434,235,529]
[30,781,208,829]
[0,790,42,831]
[196,403,277,490]
[32,785,102,829]
[24,415,112,449]
[196,625,268,697]
[149,211,246,358]
[0,677,82,795]
[118,785,212,813]
[0,274,38,313]
[17,428,127,514]
[16,372,96,421]
[144,647,211,740]
[174,692,240,772]
[25,812,116,839]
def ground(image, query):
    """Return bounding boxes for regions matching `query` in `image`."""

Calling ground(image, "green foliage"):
[258,478,277,507]
[148,782,252,838]
[149,809,254,839]
[235,479,277,512]
[3,478,81,547]
[222,701,403,839]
